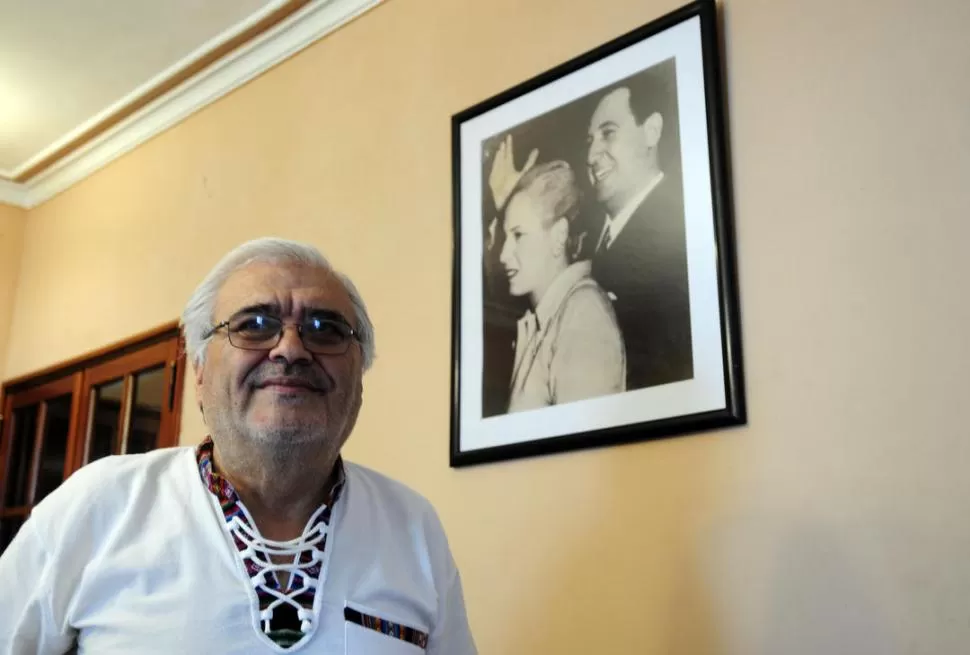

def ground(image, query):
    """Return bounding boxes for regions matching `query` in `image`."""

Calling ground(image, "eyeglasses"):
[204,310,359,356]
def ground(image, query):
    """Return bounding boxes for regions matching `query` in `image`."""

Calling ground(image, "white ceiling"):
[0,0,279,176]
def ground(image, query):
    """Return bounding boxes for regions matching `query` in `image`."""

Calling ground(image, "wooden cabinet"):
[0,322,185,553]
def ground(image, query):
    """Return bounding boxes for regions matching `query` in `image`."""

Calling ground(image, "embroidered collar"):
[195,437,345,649]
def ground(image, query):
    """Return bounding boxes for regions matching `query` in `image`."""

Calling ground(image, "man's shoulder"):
[66,446,192,486]
[597,178,686,276]
[344,461,431,505]
[340,461,457,566]
[31,447,195,523]
[629,175,684,231]
[342,461,440,524]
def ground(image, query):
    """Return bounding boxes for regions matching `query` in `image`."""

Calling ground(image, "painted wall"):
[4,0,969,652]
[0,203,27,379]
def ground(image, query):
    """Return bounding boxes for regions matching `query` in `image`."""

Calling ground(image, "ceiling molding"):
[0,178,29,208]
[1,0,380,210]
[5,0,302,183]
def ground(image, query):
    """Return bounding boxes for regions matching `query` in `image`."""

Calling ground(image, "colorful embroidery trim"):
[195,437,345,649]
[344,607,429,649]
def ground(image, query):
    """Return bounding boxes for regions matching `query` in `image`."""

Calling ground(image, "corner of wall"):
[0,203,29,381]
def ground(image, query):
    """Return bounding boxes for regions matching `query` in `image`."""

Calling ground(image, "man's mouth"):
[257,378,323,393]
[505,268,518,279]
[593,168,613,184]
[591,164,613,183]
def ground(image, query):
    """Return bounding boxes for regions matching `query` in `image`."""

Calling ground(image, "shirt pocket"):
[344,602,427,654]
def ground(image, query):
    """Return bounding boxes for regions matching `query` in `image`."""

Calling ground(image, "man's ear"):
[642,111,663,149]
[194,362,205,420]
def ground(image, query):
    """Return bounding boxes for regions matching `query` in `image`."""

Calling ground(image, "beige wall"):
[0,202,27,378]
[4,0,970,651]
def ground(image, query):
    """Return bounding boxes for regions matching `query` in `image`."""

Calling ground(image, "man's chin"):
[595,184,615,205]
[245,422,328,445]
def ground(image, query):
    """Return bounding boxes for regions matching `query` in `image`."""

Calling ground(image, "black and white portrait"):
[481,57,689,418]
[452,0,745,466]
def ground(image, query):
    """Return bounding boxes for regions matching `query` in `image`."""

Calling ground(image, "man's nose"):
[268,324,312,364]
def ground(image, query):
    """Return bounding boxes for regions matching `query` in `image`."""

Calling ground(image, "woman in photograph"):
[493,152,626,413]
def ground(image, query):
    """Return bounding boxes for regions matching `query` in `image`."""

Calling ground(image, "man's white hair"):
[180,237,375,371]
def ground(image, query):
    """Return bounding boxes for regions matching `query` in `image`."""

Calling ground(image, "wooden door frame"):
[161,338,186,450]
[72,339,185,470]
[0,393,15,510]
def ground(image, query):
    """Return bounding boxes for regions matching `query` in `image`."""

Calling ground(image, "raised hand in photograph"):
[488,134,539,212]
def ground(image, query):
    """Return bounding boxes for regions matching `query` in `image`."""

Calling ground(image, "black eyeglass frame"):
[203,310,361,355]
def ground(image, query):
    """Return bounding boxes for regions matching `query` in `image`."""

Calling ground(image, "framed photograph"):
[450,0,744,467]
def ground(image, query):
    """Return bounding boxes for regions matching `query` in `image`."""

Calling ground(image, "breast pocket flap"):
[344,604,427,653]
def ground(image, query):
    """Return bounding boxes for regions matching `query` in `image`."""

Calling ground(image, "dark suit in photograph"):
[591,174,693,391]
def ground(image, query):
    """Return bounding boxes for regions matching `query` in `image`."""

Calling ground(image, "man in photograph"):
[586,65,693,390]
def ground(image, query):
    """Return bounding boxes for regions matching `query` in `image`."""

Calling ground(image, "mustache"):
[249,364,331,392]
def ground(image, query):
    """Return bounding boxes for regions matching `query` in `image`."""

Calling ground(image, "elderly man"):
[0,238,477,654]
[587,63,694,391]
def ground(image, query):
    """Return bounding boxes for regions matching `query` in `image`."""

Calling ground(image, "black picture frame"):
[450,0,744,467]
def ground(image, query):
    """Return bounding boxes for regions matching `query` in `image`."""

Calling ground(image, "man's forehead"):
[216,262,352,316]
[590,88,634,126]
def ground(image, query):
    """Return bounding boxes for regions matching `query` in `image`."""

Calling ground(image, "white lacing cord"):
[226,503,331,636]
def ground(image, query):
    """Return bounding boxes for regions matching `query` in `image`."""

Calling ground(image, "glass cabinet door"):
[75,339,181,470]
[0,374,79,553]
[2,404,39,508]
[83,378,125,465]
[33,394,73,503]
[124,366,166,455]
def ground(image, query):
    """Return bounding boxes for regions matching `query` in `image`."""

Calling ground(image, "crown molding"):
[2,0,380,210]
[6,0,300,183]
[0,177,29,208]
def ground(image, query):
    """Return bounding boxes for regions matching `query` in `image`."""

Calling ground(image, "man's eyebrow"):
[596,120,619,131]
[231,302,281,317]
[227,303,352,326]
[305,307,353,325]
